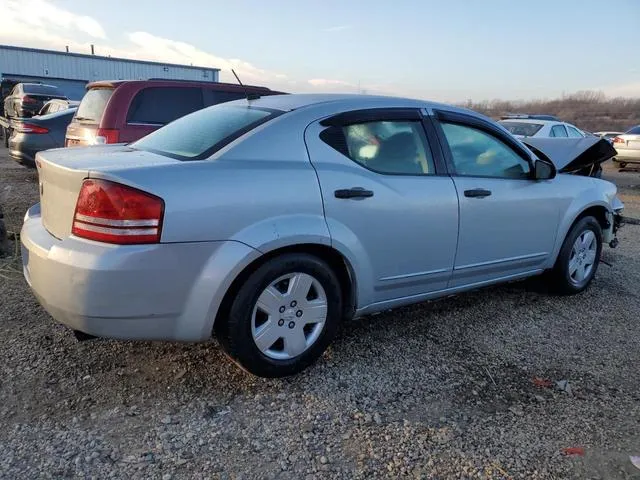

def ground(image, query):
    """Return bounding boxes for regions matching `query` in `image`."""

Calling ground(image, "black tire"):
[619,162,627,168]
[548,216,602,295]
[216,253,343,377]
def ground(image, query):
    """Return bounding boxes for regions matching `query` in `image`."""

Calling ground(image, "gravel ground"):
[1,148,640,479]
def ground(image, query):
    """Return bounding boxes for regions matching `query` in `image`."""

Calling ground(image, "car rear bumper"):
[613,149,640,162]
[9,133,58,168]
[21,203,261,342]
[8,147,36,167]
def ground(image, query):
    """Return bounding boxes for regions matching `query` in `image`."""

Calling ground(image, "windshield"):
[133,104,282,160]
[499,121,544,137]
[75,88,114,123]
[24,84,62,95]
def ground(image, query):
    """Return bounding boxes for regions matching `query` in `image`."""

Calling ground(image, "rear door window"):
[322,120,435,175]
[127,87,204,125]
[566,126,584,138]
[75,88,114,124]
[550,125,568,137]
[202,89,246,106]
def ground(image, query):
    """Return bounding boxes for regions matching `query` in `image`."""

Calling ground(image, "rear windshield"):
[75,88,114,123]
[132,104,282,160]
[24,84,61,95]
[499,121,544,137]
[626,125,640,134]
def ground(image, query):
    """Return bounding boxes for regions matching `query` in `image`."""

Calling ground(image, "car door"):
[432,110,561,288]
[304,108,459,306]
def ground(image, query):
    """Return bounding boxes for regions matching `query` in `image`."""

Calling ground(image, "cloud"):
[0,0,402,97]
[2,0,106,39]
[323,25,352,32]
[125,32,290,85]
[308,78,356,88]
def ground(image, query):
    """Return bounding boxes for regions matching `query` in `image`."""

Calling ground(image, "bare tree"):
[462,90,640,132]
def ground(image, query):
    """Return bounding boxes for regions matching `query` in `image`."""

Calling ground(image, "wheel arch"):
[213,243,357,336]
[550,201,610,267]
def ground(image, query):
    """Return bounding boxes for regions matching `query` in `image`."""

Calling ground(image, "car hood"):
[521,137,617,175]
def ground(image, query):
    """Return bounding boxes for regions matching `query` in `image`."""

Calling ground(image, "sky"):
[1,0,639,102]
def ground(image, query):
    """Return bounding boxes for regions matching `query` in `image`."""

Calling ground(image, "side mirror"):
[534,159,556,180]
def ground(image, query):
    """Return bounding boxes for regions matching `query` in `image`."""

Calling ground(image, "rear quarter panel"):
[91,113,330,250]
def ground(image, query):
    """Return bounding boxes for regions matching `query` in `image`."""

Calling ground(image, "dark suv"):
[65,79,283,147]
[3,83,67,119]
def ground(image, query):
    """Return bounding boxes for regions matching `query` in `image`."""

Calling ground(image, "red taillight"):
[14,123,49,134]
[72,179,164,244]
[22,95,37,104]
[95,128,120,144]
[613,137,625,144]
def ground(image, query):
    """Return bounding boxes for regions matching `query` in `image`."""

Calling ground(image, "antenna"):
[231,69,260,101]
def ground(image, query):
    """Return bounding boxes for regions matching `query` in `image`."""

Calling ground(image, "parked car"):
[22,94,623,377]
[38,99,79,116]
[3,83,67,119]
[501,113,560,121]
[499,118,586,138]
[594,131,624,143]
[0,78,19,117]
[8,107,77,167]
[612,126,640,167]
[65,79,282,147]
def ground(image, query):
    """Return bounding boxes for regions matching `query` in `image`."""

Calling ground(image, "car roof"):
[86,79,279,92]
[22,82,56,88]
[225,93,465,113]
[499,118,561,126]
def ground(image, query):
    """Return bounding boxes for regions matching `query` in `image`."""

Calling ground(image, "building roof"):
[0,44,220,72]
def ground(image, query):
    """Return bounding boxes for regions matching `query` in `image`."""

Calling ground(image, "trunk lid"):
[29,94,66,103]
[618,134,640,150]
[65,122,99,147]
[35,145,178,239]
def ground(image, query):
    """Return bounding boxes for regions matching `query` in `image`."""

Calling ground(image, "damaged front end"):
[523,137,624,247]
[522,137,617,178]
[607,196,625,248]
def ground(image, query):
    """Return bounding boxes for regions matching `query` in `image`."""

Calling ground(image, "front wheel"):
[216,254,343,377]
[548,216,602,295]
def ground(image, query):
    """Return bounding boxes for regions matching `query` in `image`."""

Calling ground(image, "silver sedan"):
[21,94,623,377]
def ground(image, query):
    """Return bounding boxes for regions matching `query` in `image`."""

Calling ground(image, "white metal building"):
[0,44,220,100]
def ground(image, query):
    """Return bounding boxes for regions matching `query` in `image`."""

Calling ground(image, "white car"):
[594,131,624,142]
[499,118,586,139]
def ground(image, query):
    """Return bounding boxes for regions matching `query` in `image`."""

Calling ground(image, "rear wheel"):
[216,254,342,377]
[619,162,627,168]
[548,216,602,294]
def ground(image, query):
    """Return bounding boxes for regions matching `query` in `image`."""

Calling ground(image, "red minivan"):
[65,79,282,147]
